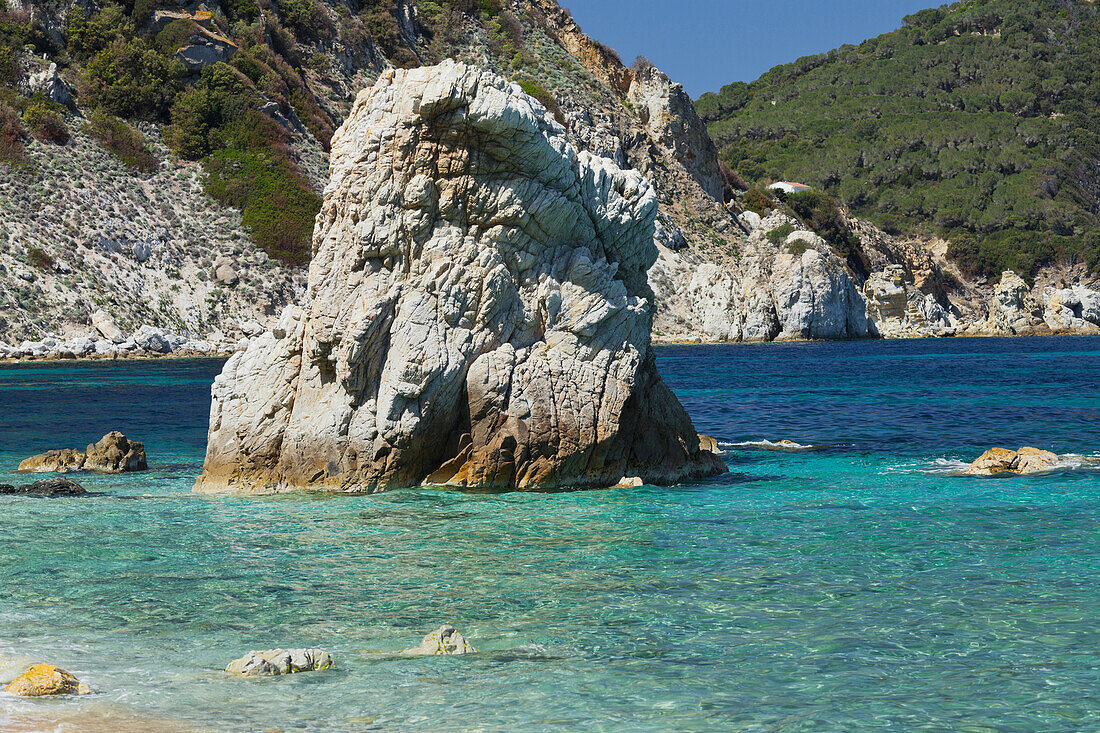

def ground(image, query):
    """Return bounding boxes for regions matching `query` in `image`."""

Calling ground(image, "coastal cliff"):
[194,62,725,494]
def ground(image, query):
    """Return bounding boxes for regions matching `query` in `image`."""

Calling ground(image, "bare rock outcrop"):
[988,271,1047,335]
[649,213,871,342]
[964,447,1060,476]
[18,432,146,474]
[626,63,724,202]
[195,61,725,495]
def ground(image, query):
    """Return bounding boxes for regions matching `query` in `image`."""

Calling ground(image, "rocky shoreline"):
[4,325,1097,364]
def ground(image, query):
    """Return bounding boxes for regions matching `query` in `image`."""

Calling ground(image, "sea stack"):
[194,60,725,494]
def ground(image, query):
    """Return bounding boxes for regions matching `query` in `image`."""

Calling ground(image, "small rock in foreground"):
[5,664,91,696]
[1,477,87,497]
[401,625,477,656]
[225,648,333,677]
[964,446,1060,476]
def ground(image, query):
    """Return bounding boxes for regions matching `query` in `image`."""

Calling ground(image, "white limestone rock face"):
[195,61,725,494]
[988,271,1046,335]
[626,64,724,202]
[649,214,871,342]
[863,264,953,338]
[1042,285,1100,333]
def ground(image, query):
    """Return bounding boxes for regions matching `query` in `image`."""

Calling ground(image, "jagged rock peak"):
[195,60,726,494]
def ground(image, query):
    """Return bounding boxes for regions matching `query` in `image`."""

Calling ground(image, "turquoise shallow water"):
[1,337,1099,732]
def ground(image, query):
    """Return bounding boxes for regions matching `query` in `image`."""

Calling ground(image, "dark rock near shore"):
[1,477,88,497]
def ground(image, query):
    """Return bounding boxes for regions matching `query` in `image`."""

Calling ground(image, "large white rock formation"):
[194,61,725,494]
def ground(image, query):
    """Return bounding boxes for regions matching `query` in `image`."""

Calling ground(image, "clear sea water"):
[1,336,1099,732]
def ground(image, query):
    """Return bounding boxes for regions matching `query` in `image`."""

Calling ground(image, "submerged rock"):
[225,648,333,677]
[195,61,725,495]
[1,477,87,497]
[17,432,146,474]
[401,625,477,656]
[4,664,90,696]
[964,446,1060,476]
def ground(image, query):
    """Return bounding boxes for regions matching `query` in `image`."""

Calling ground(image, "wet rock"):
[4,664,90,696]
[225,648,333,677]
[964,446,1060,476]
[400,625,477,656]
[2,477,88,497]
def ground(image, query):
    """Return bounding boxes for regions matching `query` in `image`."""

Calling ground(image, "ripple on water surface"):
[1,339,1099,731]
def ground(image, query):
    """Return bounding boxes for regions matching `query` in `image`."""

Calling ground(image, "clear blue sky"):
[561,0,939,98]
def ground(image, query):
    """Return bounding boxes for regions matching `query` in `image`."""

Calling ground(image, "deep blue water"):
[1,336,1098,732]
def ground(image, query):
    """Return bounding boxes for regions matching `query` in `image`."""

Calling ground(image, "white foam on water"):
[720,439,816,452]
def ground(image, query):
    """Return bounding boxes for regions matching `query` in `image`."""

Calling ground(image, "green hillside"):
[698,0,1100,278]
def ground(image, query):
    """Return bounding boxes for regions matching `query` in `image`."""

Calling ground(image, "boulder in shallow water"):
[84,431,148,473]
[225,648,333,677]
[194,60,725,494]
[401,625,477,656]
[17,448,86,473]
[1,477,87,497]
[17,432,147,475]
[4,664,90,696]
[964,447,1059,476]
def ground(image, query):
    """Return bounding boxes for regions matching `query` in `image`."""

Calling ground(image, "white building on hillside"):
[767,181,813,194]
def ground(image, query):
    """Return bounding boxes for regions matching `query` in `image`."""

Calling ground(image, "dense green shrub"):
[278,0,333,42]
[163,63,320,262]
[765,222,795,245]
[82,37,185,120]
[201,109,321,264]
[702,0,1100,274]
[85,112,157,172]
[740,187,775,215]
[784,190,868,276]
[153,18,198,56]
[27,246,54,270]
[517,80,564,125]
[65,5,131,62]
[359,2,418,68]
[165,62,256,158]
[0,101,27,164]
[22,99,69,144]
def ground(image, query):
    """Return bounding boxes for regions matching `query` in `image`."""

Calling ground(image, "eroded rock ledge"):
[194,61,725,495]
